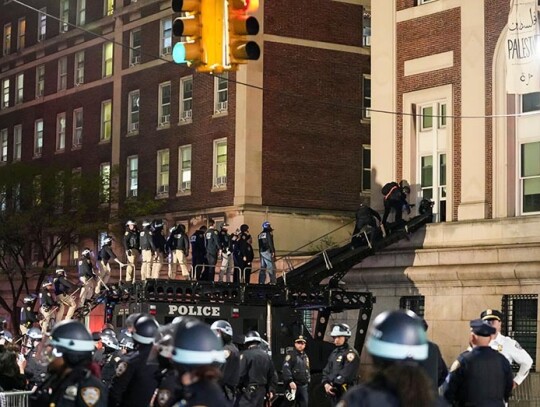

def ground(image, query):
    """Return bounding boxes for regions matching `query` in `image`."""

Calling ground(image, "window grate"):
[502,294,537,371]
[399,296,425,318]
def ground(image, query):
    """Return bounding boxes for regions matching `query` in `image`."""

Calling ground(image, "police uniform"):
[481,309,533,386]
[236,343,278,407]
[218,225,234,283]
[25,349,48,389]
[174,379,231,407]
[190,228,207,280]
[78,256,96,308]
[282,336,311,407]
[204,225,220,281]
[140,226,156,281]
[108,344,160,407]
[235,230,254,283]
[257,224,276,284]
[54,273,77,321]
[443,319,513,406]
[221,341,240,401]
[152,369,182,407]
[322,342,359,405]
[167,225,190,279]
[100,350,122,387]
[352,204,381,247]
[39,284,55,333]
[96,244,118,294]
[30,366,107,407]
[151,221,167,279]
[124,226,141,283]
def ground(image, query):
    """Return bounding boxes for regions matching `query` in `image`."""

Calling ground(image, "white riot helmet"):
[330,323,352,337]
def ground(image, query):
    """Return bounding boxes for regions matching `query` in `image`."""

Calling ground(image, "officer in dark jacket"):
[282,335,310,407]
[78,248,96,309]
[20,295,38,334]
[381,182,411,226]
[419,319,448,393]
[167,223,190,279]
[38,280,55,334]
[140,220,156,281]
[218,223,234,282]
[24,327,47,390]
[204,219,221,281]
[97,236,125,293]
[54,269,77,322]
[151,219,167,279]
[235,224,254,283]
[100,331,122,387]
[443,319,513,407]
[258,221,276,284]
[191,226,207,280]
[352,203,382,248]
[30,320,107,407]
[123,220,141,283]
[109,314,160,407]
[322,324,360,406]
[211,320,240,401]
[236,330,278,407]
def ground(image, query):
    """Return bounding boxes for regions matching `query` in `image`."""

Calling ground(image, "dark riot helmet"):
[366,309,428,362]
[244,330,262,344]
[171,320,225,368]
[101,333,120,351]
[49,320,95,366]
[125,312,141,329]
[132,314,160,345]
[101,327,117,338]
[240,224,249,233]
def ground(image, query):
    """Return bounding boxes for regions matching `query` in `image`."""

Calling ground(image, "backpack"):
[381,182,398,196]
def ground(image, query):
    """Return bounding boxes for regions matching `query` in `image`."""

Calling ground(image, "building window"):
[36,65,45,98]
[17,17,25,50]
[130,29,141,66]
[100,100,112,142]
[3,23,11,56]
[157,149,170,195]
[56,113,66,152]
[74,51,84,85]
[178,145,192,192]
[15,73,23,104]
[103,42,113,78]
[127,155,138,198]
[34,119,43,157]
[522,92,540,113]
[213,138,227,188]
[38,8,47,41]
[420,105,434,131]
[100,162,111,204]
[0,129,7,163]
[58,56,67,91]
[128,90,139,133]
[13,124,21,161]
[33,175,42,206]
[179,76,193,122]
[104,0,114,16]
[72,108,83,148]
[77,0,86,25]
[1,78,9,109]
[158,82,171,126]
[161,18,172,56]
[439,103,447,128]
[214,74,228,114]
[361,145,371,191]
[502,294,537,371]
[59,0,69,32]
[362,74,371,119]
[520,141,540,213]
[399,296,425,317]
[71,167,81,207]
[362,11,371,47]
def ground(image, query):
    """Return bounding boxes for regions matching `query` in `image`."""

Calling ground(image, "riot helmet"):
[125,312,141,330]
[55,269,66,277]
[330,323,352,338]
[49,320,95,366]
[171,321,225,368]
[366,309,428,362]
[102,236,113,245]
[142,220,151,228]
[132,314,160,345]
[210,320,233,338]
[262,221,272,230]
[101,333,120,351]
[101,327,116,338]
[244,330,262,344]
[27,327,43,340]
[120,336,135,352]
[126,220,136,227]
[240,224,249,233]
[23,294,37,304]
[2,330,13,343]
[81,248,92,257]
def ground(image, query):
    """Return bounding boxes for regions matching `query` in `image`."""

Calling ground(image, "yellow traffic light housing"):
[226,0,261,69]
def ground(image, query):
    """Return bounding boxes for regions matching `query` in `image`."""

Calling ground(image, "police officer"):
[258,221,276,284]
[236,330,278,407]
[124,220,141,283]
[170,320,230,406]
[191,225,207,281]
[235,224,254,283]
[352,202,382,248]
[282,335,310,407]
[167,223,190,280]
[381,182,411,226]
[339,310,437,407]
[322,323,359,406]
[20,294,38,335]
[24,327,48,390]
[481,308,533,388]
[100,331,122,387]
[78,248,96,309]
[140,220,156,281]
[96,236,126,293]
[118,312,140,344]
[38,279,55,334]
[211,320,240,402]
[151,219,167,279]
[30,320,107,407]
[109,313,160,407]
[444,319,513,406]
[204,219,221,281]
[54,269,77,322]
[218,223,234,283]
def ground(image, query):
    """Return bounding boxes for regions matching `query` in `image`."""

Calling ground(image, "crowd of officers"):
[0,305,533,406]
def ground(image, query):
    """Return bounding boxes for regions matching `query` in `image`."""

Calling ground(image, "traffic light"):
[172,0,226,73]
[226,0,261,69]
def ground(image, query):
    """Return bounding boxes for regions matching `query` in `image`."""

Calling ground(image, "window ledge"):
[98,139,111,144]
[178,119,192,126]
[126,131,139,137]
[54,149,65,154]
[176,190,191,197]
[156,124,170,130]
[71,145,82,151]
[360,118,371,125]
[211,186,227,192]
[212,111,228,118]
[155,193,169,199]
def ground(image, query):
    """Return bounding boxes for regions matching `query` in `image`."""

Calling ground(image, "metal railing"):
[0,391,33,407]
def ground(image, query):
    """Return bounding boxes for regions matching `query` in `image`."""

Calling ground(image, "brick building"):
[0,0,371,264]
[357,0,539,400]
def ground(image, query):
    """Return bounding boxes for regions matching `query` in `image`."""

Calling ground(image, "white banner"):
[505,0,540,94]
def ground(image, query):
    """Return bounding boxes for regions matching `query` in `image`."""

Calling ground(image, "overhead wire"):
[9,0,532,121]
